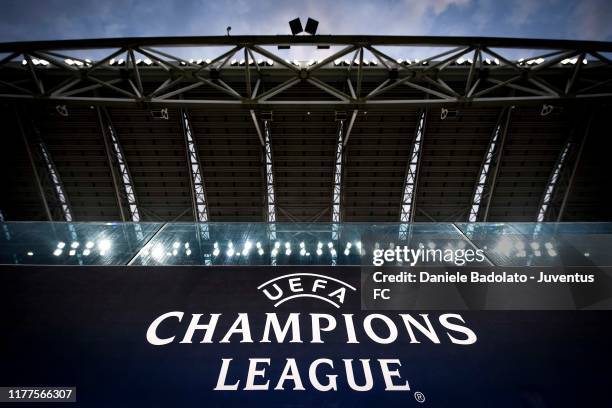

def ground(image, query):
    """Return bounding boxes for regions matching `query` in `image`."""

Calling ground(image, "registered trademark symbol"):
[414,391,426,403]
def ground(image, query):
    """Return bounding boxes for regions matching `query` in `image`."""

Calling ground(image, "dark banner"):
[1,265,611,407]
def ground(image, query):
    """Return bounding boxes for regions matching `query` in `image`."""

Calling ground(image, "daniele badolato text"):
[145,311,476,392]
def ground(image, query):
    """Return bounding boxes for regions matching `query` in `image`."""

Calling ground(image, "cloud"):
[571,0,612,40]
[0,0,610,45]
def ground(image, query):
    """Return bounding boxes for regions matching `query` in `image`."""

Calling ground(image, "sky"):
[0,0,611,43]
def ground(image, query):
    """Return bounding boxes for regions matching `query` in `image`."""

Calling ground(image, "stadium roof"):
[0,35,611,223]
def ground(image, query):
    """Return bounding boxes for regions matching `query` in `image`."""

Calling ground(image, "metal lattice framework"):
[0,35,611,113]
[469,122,500,222]
[0,35,610,225]
[263,119,277,230]
[98,107,141,222]
[468,107,513,222]
[38,139,73,222]
[535,114,592,223]
[331,119,344,240]
[180,109,209,222]
[400,110,426,222]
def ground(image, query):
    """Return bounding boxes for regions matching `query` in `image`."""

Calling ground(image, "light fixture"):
[289,18,303,35]
[305,18,319,35]
[98,240,111,252]
[152,244,164,261]
[242,241,252,256]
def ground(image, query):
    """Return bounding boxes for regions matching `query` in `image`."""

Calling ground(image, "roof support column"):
[180,109,209,224]
[332,118,345,241]
[556,113,593,221]
[263,118,277,239]
[38,135,73,222]
[97,107,126,222]
[483,106,513,221]
[469,107,511,222]
[15,108,52,221]
[399,110,427,240]
[537,111,593,222]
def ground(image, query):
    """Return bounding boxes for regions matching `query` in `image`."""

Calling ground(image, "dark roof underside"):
[1,102,611,223]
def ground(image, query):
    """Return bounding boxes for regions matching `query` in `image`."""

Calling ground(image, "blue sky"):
[0,0,611,43]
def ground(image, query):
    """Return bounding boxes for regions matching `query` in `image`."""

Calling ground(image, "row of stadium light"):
[21,57,590,68]
[492,237,559,258]
[136,240,366,260]
[49,239,112,257]
[19,238,590,260]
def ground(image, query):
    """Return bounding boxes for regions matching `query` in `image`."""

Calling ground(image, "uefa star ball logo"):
[257,273,357,308]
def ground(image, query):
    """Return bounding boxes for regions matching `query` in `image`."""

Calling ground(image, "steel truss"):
[0,35,611,111]
[97,107,141,223]
[15,110,73,222]
[331,118,345,241]
[180,109,209,223]
[469,107,513,222]
[262,119,277,237]
[536,111,593,222]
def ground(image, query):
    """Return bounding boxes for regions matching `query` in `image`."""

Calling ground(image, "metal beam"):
[2,35,612,53]
[249,110,265,146]
[469,108,506,222]
[261,117,278,259]
[3,34,611,111]
[3,93,610,110]
[343,110,358,146]
[101,107,141,222]
[400,110,427,223]
[483,106,513,221]
[180,109,209,223]
[15,108,52,221]
[96,106,126,222]
[556,112,593,221]
[263,119,277,225]
[331,119,345,240]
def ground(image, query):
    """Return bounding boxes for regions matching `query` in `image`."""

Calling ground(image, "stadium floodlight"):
[289,18,303,35]
[305,18,319,35]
